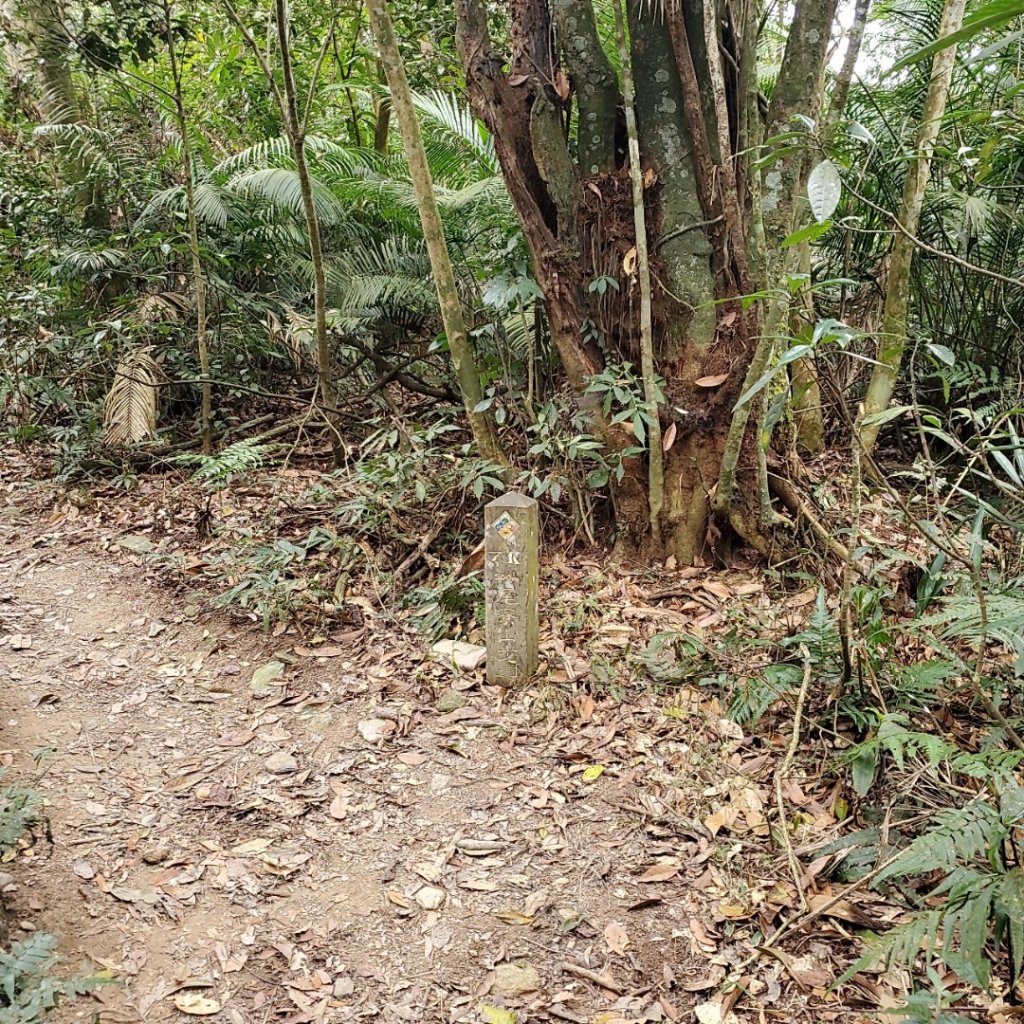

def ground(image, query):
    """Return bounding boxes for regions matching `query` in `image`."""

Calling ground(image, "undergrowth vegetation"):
[0,783,102,1023]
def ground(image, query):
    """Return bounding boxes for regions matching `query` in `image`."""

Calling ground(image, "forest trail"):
[0,494,816,1024]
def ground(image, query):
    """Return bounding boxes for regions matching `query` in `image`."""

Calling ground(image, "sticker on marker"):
[491,512,519,539]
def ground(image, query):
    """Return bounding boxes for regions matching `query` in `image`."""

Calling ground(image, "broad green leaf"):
[926,343,955,366]
[851,747,877,796]
[859,405,912,429]
[807,160,842,223]
[781,220,832,248]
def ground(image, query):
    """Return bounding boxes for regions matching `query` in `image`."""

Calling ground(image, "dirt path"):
[0,500,781,1024]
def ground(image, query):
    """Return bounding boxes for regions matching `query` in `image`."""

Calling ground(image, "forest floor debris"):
[0,461,949,1023]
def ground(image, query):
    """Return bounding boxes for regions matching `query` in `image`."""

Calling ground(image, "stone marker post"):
[485,492,539,686]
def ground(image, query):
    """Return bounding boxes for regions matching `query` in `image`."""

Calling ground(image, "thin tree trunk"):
[164,0,212,454]
[860,0,966,454]
[366,0,506,470]
[273,0,343,464]
[373,64,391,154]
[790,237,825,455]
[829,0,871,125]
[221,0,344,464]
[373,97,391,153]
[613,0,663,545]
[714,0,839,516]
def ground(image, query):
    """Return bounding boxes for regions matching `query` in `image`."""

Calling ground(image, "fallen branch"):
[391,507,457,591]
[768,472,868,576]
[728,845,908,979]
[560,961,625,995]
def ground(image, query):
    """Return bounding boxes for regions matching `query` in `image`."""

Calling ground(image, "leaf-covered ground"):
[0,463,926,1024]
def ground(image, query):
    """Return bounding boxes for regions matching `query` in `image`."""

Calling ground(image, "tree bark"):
[164,0,212,454]
[373,63,391,154]
[714,0,839,516]
[829,0,871,126]
[367,0,507,470]
[783,0,870,455]
[859,0,966,454]
[614,0,663,545]
[551,0,618,175]
[27,0,79,124]
[453,0,839,563]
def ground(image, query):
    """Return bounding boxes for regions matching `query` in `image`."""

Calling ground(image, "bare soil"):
[0,482,854,1024]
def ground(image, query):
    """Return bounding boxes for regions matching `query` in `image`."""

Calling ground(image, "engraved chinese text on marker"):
[484,492,539,687]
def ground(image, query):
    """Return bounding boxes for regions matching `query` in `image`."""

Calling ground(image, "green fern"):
[840,783,1024,990]
[874,801,1004,886]
[0,787,37,855]
[176,439,275,492]
[0,933,108,1024]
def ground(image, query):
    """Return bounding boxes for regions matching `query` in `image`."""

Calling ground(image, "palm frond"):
[193,182,238,229]
[214,135,356,174]
[32,122,118,180]
[410,89,498,178]
[57,247,129,273]
[103,347,163,445]
[227,167,347,226]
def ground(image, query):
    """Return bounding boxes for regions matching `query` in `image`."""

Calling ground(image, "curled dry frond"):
[103,347,164,445]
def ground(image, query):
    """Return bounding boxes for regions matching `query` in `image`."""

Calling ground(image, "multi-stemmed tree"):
[451,0,840,562]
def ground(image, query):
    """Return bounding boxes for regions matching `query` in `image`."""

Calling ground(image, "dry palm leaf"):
[103,346,163,444]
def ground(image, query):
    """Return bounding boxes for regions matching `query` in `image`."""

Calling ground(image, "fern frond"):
[176,438,276,490]
[875,801,1003,887]
[837,909,945,985]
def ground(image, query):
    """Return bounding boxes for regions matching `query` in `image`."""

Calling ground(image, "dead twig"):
[729,845,908,979]
[775,645,812,911]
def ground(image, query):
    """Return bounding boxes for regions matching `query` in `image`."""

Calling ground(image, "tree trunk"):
[221,0,345,464]
[366,0,507,471]
[784,0,869,456]
[829,0,871,125]
[26,0,79,124]
[273,0,345,464]
[455,0,838,563]
[373,64,391,154]
[859,0,966,454]
[614,0,664,544]
[164,0,212,455]
[714,0,838,521]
